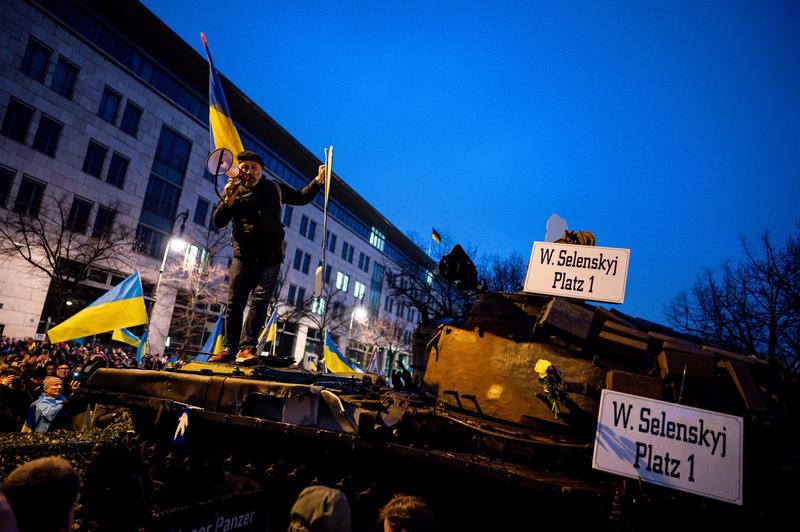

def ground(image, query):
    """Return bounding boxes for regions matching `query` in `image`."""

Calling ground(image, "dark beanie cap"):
[237,150,264,167]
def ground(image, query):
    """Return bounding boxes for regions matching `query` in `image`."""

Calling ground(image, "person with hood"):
[287,485,351,532]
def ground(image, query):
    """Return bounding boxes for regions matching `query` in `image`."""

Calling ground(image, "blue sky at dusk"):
[141,0,800,323]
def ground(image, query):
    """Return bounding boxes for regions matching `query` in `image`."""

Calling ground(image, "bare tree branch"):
[0,195,134,322]
[665,226,800,371]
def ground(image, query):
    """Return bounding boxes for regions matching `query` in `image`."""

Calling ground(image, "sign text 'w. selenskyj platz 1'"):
[593,390,744,505]
[524,242,631,303]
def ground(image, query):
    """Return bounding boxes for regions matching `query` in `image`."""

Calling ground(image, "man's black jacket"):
[213,177,321,265]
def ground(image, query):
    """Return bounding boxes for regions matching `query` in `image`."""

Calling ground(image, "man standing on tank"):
[210,150,325,365]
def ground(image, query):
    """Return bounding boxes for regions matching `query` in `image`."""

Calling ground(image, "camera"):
[73,371,81,378]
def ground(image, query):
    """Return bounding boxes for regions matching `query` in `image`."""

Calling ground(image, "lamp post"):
[151,210,189,316]
[345,304,368,356]
[149,209,190,326]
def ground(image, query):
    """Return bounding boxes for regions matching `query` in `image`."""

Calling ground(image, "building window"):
[426,269,434,285]
[341,241,354,263]
[358,252,370,272]
[288,285,307,307]
[142,175,180,220]
[354,281,366,300]
[368,289,381,310]
[0,166,15,208]
[307,220,317,242]
[92,205,116,238]
[325,264,332,283]
[13,176,45,216]
[283,205,293,227]
[152,126,191,185]
[20,38,51,82]
[372,263,384,284]
[98,86,121,124]
[183,244,209,272]
[335,272,350,292]
[292,250,311,274]
[1,98,34,143]
[326,232,337,254]
[66,196,93,234]
[135,224,165,258]
[384,296,393,313]
[369,263,384,312]
[299,215,308,236]
[135,224,163,257]
[369,227,386,251]
[50,57,78,98]
[119,101,142,137]
[106,152,129,188]
[194,197,209,225]
[31,115,63,157]
[82,140,108,178]
[311,297,327,316]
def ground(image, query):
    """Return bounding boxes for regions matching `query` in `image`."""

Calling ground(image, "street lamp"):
[150,209,190,322]
[345,305,368,355]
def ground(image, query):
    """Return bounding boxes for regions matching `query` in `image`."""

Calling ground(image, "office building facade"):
[0,0,431,370]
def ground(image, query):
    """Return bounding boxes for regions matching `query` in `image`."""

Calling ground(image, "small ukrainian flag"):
[322,329,363,374]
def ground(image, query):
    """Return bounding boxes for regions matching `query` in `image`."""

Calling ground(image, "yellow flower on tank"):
[535,359,552,379]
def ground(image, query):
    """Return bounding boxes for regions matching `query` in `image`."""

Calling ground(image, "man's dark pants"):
[224,257,281,353]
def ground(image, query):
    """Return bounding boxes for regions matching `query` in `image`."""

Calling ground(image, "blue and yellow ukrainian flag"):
[201,33,244,156]
[136,331,148,365]
[199,314,225,360]
[323,329,363,374]
[47,271,147,344]
[112,328,141,348]
[255,307,279,356]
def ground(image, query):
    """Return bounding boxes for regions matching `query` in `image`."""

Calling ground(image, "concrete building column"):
[148,284,177,356]
[292,323,308,364]
[0,255,51,338]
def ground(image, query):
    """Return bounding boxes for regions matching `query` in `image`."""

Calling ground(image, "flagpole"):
[271,308,277,357]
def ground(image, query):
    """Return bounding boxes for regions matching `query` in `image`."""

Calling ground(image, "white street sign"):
[593,389,743,505]
[524,242,630,303]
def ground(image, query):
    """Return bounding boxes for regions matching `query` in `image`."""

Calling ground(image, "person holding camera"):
[211,150,326,365]
[0,368,32,431]
[55,363,76,398]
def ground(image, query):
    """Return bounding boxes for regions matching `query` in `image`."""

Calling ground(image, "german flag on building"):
[431,227,442,245]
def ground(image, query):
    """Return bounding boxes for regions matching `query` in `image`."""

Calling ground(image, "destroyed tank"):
[49,243,800,531]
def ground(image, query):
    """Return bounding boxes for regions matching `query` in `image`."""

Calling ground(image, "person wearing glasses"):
[55,363,75,398]
[211,150,325,365]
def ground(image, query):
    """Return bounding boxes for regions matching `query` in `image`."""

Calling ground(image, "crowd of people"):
[0,336,437,530]
[0,336,168,433]
[0,455,435,532]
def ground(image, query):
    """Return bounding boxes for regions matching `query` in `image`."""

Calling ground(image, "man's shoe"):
[234,347,258,366]
[209,348,232,363]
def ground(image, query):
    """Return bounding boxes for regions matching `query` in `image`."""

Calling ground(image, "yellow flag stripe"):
[209,106,244,154]
[324,345,355,373]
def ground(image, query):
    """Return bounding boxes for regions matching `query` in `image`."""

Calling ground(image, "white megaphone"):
[206,147,241,179]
